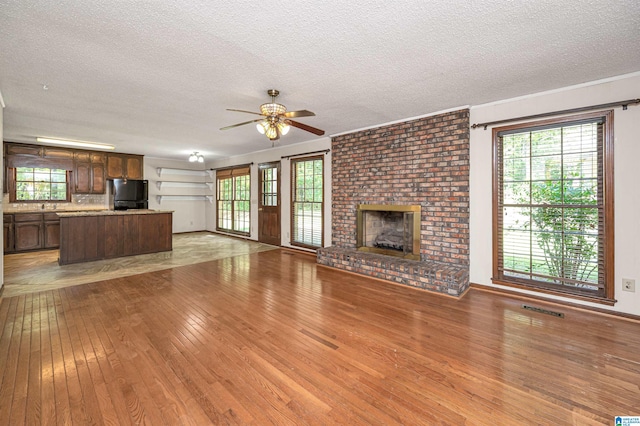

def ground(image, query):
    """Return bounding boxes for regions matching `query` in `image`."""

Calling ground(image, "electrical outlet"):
[622,278,636,292]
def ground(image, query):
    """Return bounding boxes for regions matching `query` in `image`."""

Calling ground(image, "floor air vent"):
[522,304,565,318]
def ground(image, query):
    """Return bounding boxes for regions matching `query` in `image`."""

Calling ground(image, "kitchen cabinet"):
[44,212,61,249]
[4,212,61,253]
[4,214,14,253]
[58,211,172,265]
[74,161,91,193]
[74,152,106,194]
[106,154,144,180]
[3,143,142,198]
[5,144,42,157]
[14,213,44,252]
[43,147,74,160]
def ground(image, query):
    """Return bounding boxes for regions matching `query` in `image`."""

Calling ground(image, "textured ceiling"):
[1,0,639,160]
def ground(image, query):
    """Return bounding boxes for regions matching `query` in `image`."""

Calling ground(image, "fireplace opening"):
[356,204,421,260]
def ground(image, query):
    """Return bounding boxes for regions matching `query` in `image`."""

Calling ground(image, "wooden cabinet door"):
[125,156,143,179]
[138,213,172,254]
[44,221,60,249]
[75,162,91,193]
[91,163,106,193]
[106,154,125,179]
[14,222,43,251]
[106,154,143,179]
[4,222,14,253]
[5,143,42,157]
[44,147,74,159]
[90,153,105,164]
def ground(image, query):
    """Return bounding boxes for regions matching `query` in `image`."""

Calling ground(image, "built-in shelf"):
[155,181,214,190]
[156,167,213,178]
[154,168,214,204]
[155,195,213,204]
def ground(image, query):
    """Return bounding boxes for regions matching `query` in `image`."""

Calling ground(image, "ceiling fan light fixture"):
[222,89,324,143]
[260,102,286,116]
[277,121,290,135]
[264,124,278,140]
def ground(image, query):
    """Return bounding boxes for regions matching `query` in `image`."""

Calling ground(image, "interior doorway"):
[258,162,281,245]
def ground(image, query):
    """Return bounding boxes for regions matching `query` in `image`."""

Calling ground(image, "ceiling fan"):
[220,89,325,142]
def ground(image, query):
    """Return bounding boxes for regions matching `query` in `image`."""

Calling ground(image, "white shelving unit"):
[156,195,213,204]
[155,181,214,190]
[156,167,213,178]
[154,167,214,204]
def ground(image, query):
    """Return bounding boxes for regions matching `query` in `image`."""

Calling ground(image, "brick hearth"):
[317,109,470,296]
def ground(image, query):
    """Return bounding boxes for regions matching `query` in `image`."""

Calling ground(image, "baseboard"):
[470,282,640,323]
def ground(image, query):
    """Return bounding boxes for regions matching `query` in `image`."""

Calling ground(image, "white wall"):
[206,138,332,249]
[470,72,640,316]
[144,156,210,234]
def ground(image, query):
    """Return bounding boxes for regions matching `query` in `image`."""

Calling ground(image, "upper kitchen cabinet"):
[43,147,75,160]
[106,154,144,180]
[5,144,42,157]
[73,152,106,194]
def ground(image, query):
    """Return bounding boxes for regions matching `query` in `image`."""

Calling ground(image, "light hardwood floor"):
[1,247,639,424]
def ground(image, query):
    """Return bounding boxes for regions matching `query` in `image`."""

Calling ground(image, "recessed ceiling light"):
[36,137,115,150]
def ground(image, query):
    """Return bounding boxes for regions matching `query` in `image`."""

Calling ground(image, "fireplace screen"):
[356,204,421,260]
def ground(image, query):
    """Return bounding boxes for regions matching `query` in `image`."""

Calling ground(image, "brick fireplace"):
[317,109,470,296]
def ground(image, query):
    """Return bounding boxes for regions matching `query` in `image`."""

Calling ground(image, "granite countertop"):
[55,209,173,217]
[4,209,107,215]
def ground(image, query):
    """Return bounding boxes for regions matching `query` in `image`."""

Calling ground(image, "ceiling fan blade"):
[284,109,316,118]
[287,120,325,136]
[227,108,265,116]
[220,118,263,131]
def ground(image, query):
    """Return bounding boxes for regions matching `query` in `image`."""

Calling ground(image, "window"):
[493,111,614,303]
[261,166,278,207]
[291,156,324,248]
[12,167,69,202]
[216,166,250,234]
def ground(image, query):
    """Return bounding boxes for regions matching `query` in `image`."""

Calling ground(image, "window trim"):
[216,166,251,236]
[8,167,72,203]
[492,110,615,305]
[290,155,324,250]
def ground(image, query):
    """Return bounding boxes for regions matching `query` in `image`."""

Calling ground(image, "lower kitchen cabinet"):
[44,214,61,248]
[3,214,14,252]
[4,212,61,253]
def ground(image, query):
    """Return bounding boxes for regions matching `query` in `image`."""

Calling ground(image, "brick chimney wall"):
[330,109,470,265]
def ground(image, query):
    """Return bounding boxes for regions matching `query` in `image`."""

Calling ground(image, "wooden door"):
[258,162,281,245]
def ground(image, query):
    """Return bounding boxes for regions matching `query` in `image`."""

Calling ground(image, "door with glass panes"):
[258,162,281,245]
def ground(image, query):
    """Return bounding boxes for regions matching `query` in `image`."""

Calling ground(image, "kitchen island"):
[57,209,173,265]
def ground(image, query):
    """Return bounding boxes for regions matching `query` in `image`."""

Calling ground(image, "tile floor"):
[2,232,277,298]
